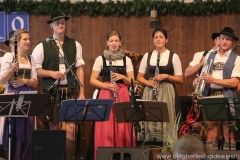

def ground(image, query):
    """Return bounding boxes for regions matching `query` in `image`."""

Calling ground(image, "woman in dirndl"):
[136,28,183,143]
[0,29,38,160]
[90,31,136,160]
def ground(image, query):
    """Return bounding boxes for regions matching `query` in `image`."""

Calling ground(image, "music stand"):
[114,100,169,123]
[0,93,48,160]
[201,97,240,150]
[59,99,113,159]
[114,100,169,145]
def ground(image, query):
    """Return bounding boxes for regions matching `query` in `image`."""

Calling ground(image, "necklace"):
[18,54,27,64]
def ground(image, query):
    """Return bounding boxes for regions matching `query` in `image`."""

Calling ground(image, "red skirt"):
[94,82,136,159]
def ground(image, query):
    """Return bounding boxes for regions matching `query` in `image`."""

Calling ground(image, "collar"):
[216,48,232,57]
[154,49,169,55]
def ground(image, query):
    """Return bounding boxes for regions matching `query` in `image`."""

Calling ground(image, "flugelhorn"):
[192,59,213,97]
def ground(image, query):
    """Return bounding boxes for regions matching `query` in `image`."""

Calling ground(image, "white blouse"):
[0,52,38,82]
[92,55,133,72]
[138,49,183,76]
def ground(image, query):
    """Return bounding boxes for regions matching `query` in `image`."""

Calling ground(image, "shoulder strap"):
[101,55,106,67]
[123,55,126,67]
[147,51,153,67]
[27,55,31,64]
[202,50,208,57]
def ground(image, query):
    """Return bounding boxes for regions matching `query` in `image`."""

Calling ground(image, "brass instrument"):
[233,44,240,52]
[192,59,213,97]
[0,84,7,94]
[13,34,18,80]
[109,59,118,103]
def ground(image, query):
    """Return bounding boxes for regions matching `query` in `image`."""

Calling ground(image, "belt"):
[210,88,223,96]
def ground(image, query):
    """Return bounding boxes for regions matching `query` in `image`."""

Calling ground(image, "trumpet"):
[192,59,213,97]
[109,59,118,103]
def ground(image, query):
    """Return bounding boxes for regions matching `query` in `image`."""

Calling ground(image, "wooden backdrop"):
[1,14,240,98]
[1,14,240,156]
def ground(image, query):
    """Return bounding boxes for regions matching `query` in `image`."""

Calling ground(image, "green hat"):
[218,27,239,41]
[47,10,69,24]
[5,31,15,46]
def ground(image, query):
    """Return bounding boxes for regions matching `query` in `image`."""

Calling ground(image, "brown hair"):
[152,28,168,39]
[106,31,122,41]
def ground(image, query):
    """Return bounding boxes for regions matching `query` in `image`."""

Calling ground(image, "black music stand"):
[0,94,48,160]
[114,100,169,123]
[59,99,113,160]
[114,100,169,145]
[201,97,240,150]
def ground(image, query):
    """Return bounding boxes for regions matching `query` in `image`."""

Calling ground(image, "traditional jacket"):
[41,36,76,89]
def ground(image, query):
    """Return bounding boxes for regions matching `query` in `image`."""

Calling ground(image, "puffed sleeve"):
[0,52,14,78]
[75,41,85,67]
[31,43,44,69]
[30,55,38,81]
[92,56,103,72]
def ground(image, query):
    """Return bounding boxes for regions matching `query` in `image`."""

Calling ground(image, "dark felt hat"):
[4,31,15,46]
[46,10,70,24]
[211,33,219,40]
[218,27,239,41]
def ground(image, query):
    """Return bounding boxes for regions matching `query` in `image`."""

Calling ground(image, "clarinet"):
[13,34,18,80]
[153,53,160,101]
[47,60,78,92]
[109,59,118,103]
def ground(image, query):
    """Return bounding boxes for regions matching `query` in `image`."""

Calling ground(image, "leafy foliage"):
[0,0,240,17]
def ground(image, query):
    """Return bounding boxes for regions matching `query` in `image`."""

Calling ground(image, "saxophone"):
[109,59,118,103]
[13,34,18,80]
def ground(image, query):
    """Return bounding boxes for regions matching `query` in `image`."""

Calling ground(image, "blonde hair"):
[9,29,29,44]
[173,134,212,157]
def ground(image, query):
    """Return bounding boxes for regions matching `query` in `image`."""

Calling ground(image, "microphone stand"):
[129,79,138,147]
[49,39,82,160]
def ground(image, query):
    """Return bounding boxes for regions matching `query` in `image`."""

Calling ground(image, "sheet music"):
[19,91,37,94]
[201,95,224,99]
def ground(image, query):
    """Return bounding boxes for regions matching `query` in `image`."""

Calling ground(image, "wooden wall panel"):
[1,14,240,98]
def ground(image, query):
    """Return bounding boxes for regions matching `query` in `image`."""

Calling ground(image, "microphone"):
[46,38,57,42]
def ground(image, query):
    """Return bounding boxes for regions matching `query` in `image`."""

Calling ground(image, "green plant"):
[143,113,181,159]
[1,0,240,17]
